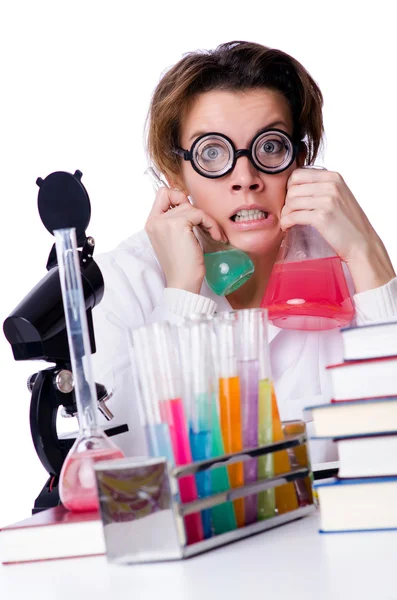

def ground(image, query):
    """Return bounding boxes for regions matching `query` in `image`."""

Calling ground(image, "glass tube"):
[213,312,245,528]
[55,228,124,513]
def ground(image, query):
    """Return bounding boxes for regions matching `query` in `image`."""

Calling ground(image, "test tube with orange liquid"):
[214,312,245,528]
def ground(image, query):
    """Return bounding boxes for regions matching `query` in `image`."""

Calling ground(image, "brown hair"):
[146,41,324,181]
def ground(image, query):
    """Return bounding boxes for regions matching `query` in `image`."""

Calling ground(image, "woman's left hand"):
[281,168,375,262]
[281,168,396,292]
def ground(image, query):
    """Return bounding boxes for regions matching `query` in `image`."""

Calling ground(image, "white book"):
[336,433,397,478]
[326,356,397,402]
[314,477,397,532]
[0,506,104,565]
[307,397,397,439]
[341,320,397,361]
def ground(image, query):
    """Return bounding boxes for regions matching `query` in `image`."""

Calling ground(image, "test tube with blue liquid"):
[179,315,237,536]
[180,316,213,538]
[130,327,174,464]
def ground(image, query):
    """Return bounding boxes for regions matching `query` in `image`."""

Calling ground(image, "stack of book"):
[307,319,397,533]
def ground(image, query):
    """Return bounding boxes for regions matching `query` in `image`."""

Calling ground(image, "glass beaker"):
[261,220,355,331]
[145,168,254,296]
[55,228,124,513]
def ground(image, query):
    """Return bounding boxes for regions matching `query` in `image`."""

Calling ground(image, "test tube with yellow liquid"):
[270,383,299,514]
[256,309,276,520]
[214,312,245,528]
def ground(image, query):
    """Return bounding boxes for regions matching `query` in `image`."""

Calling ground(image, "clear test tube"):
[132,322,203,544]
[213,312,245,528]
[256,308,276,520]
[129,327,174,464]
[236,309,261,526]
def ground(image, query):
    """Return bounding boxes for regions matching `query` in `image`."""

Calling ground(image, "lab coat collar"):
[200,279,282,344]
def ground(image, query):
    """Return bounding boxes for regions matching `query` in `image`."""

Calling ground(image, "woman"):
[92,41,397,462]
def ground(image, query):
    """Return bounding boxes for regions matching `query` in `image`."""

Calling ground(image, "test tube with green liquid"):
[257,308,276,520]
[194,316,237,534]
[180,316,237,536]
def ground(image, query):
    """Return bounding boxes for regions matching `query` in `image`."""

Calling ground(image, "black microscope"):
[3,170,128,513]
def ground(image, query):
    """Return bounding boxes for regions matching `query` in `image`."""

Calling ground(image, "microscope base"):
[32,476,61,514]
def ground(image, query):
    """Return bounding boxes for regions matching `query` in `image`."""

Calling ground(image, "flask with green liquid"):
[145,168,254,296]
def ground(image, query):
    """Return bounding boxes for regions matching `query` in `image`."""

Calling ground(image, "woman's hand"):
[145,187,226,294]
[281,168,396,292]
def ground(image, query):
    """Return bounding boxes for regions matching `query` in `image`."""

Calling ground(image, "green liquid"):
[210,395,237,534]
[204,249,254,296]
[257,378,276,520]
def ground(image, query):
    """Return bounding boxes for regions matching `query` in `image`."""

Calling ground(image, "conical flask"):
[261,222,355,331]
[55,228,124,513]
[145,168,254,296]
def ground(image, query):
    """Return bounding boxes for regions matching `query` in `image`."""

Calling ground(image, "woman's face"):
[176,88,301,257]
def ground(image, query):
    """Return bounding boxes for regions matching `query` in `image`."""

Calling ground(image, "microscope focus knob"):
[54,370,74,394]
[27,373,38,392]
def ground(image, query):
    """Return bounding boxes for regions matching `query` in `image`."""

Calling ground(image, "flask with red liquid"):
[261,219,355,331]
[55,228,124,513]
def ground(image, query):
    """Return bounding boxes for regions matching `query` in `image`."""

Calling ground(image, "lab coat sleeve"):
[352,276,397,325]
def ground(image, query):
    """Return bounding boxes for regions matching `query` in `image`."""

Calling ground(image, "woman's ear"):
[297,141,308,167]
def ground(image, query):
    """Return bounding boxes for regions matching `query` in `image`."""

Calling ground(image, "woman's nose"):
[228,155,265,192]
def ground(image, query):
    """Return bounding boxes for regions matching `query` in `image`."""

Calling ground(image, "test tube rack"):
[94,421,316,564]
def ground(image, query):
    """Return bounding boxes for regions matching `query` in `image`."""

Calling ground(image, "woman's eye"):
[201,144,225,161]
[261,140,284,154]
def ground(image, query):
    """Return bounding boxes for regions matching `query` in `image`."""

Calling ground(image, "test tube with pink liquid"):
[130,322,204,545]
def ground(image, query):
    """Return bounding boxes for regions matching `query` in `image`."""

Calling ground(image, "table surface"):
[1,511,395,600]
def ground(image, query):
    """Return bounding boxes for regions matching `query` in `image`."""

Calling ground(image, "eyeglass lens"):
[193,131,293,176]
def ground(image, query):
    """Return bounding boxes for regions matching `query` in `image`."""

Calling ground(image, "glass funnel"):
[145,168,254,296]
[55,228,124,513]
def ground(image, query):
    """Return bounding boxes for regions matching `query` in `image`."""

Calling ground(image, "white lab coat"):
[91,229,397,465]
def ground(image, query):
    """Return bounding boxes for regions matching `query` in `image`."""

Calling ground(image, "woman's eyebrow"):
[257,120,289,132]
[188,130,207,143]
[187,121,290,144]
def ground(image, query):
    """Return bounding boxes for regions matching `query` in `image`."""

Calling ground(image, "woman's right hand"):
[145,187,226,294]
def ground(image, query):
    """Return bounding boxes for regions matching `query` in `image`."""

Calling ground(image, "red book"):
[0,506,104,565]
[326,355,397,402]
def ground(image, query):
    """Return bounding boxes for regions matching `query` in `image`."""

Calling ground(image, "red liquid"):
[160,398,204,544]
[60,447,124,512]
[261,256,355,331]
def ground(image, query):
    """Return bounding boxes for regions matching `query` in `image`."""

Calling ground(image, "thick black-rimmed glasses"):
[173,128,300,179]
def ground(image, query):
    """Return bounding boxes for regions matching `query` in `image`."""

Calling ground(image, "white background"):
[1,0,396,528]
